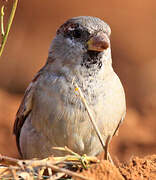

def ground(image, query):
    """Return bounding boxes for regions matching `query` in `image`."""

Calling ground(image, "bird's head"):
[48,16,112,72]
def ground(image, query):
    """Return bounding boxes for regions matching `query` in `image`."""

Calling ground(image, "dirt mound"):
[76,160,124,180]
[76,155,156,180]
[119,155,156,180]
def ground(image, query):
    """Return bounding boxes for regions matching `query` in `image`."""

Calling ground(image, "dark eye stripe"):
[65,29,90,42]
[57,21,91,41]
[72,30,82,38]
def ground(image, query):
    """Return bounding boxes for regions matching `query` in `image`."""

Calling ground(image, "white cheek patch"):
[66,38,84,55]
[66,37,76,46]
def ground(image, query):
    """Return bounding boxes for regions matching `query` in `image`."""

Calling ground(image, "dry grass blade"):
[74,82,106,150]
[74,83,106,147]
[46,163,89,180]
[0,148,98,179]
[0,154,21,167]
[53,146,80,157]
[74,82,114,164]
[10,167,18,180]
[48,167,53,179]
[0,167,12,178]
[37,167,46,179]
[53,147,99,164]
[51,172,65,180]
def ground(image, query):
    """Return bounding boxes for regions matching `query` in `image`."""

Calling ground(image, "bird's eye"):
[72,30,82,38]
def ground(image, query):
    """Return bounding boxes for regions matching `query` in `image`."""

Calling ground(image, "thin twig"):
[0,154,21,166]
[74,83,106,151]
[0,0,19,57]
[37,167,46,179]
[74,82,114,164]
[1,5,5,36]
[53,146,80,157]
[65,146,81,157]
[9,167,18,180]
[104,135,114,165]
[52,147,99,164]
[51,172,65,180]
[0,152,98,167]
[0,148,98,179]
[46,163,89,180]
[48,167,53,179]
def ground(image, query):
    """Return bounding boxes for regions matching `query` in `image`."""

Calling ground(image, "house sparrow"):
[13,16,126,159]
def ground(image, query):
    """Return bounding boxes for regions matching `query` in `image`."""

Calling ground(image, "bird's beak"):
[87,32,109,52]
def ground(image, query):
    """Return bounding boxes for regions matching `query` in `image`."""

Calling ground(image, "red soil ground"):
[76,155,156,180]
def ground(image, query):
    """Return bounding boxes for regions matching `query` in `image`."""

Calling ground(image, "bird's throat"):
[81,50,103,69]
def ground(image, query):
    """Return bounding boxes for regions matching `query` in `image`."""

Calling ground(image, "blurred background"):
[0,0,155,162]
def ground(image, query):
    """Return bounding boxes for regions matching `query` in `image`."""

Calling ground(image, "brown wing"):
[13,58,55,155]
[13,83,34,155]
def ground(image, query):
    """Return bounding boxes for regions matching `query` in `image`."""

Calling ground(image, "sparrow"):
[13,16,126,159]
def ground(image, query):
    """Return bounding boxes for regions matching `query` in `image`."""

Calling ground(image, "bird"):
[13,16,126,159]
